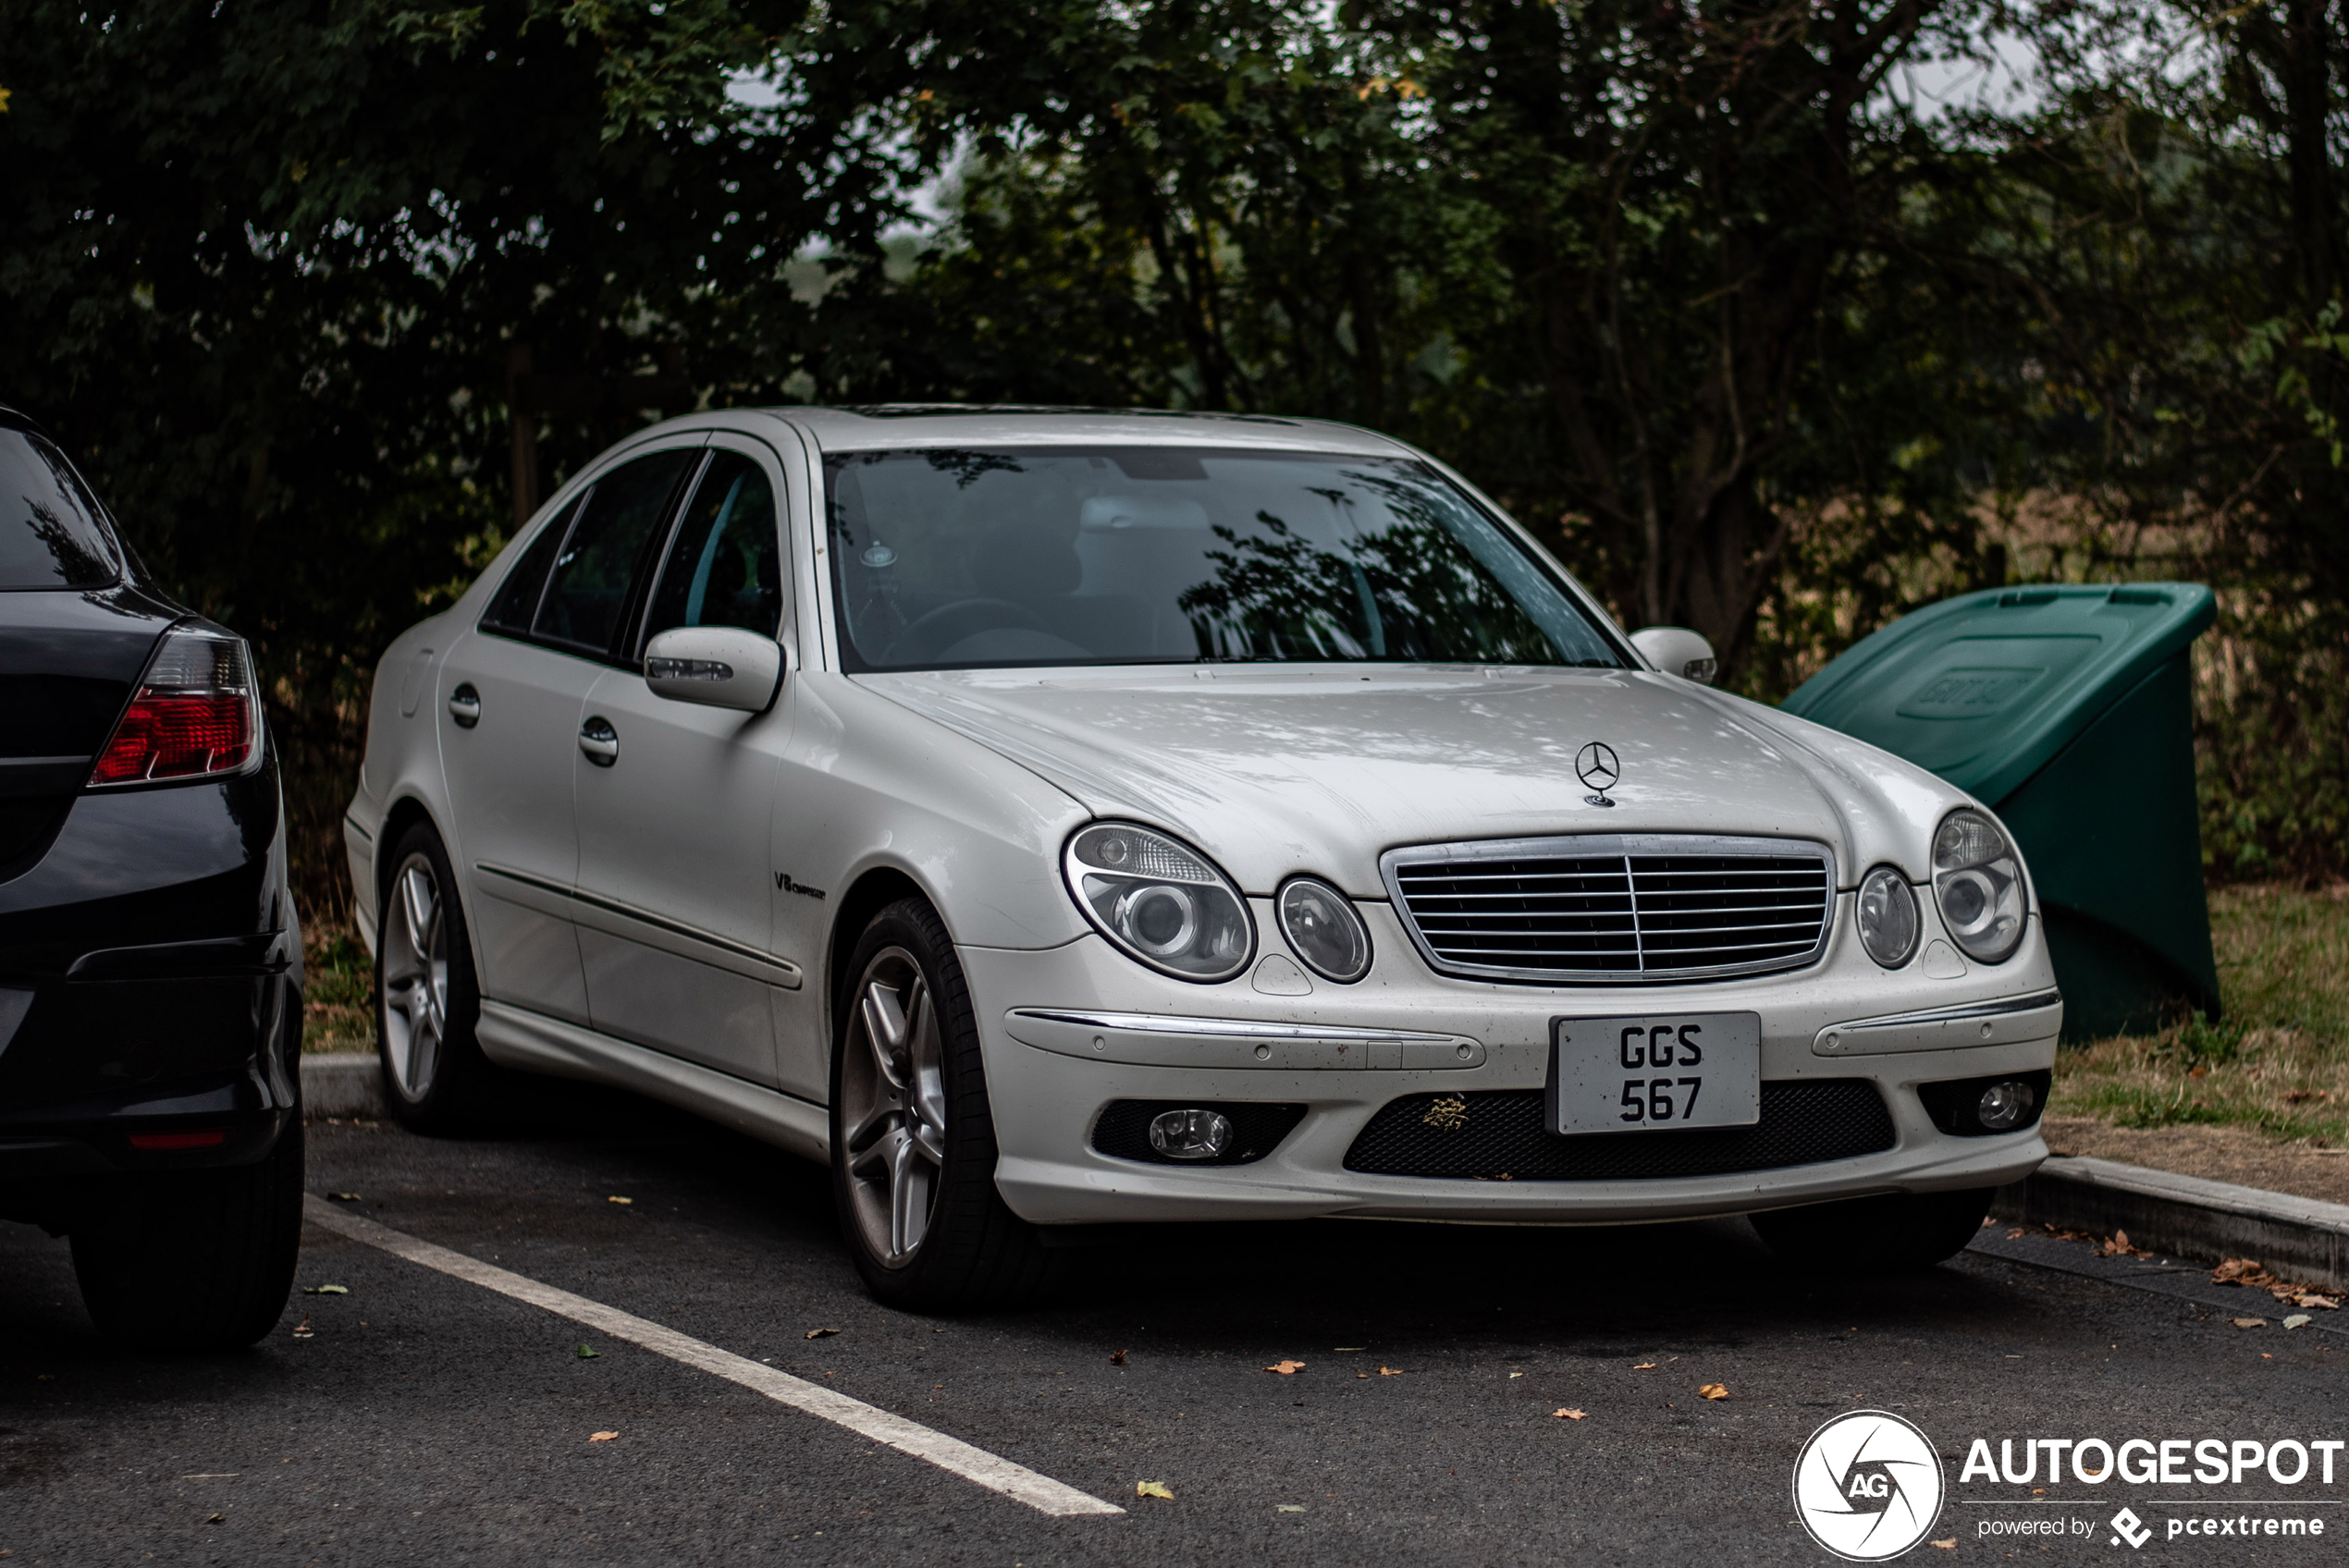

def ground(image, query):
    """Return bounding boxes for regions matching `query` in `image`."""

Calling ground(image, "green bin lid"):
[1779,583,2216,805]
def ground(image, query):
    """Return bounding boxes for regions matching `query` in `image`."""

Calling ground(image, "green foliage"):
[6,0,2349,909]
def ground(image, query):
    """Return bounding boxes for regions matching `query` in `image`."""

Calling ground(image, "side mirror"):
[1630,626,1718,685]
[643,626,787,713]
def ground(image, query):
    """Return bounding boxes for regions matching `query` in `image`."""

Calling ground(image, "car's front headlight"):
[1064,823,1255,982]
[1855,864,1921,968]
[1932,808,2027,962]
[1276,876,1372,983]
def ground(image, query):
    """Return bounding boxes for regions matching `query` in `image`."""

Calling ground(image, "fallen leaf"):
[1136,1480,1174,1500]
[2294,1292,2341,1309]
[1699,1383,1729,1401]
[806,1327,841,1340]
[576,1344,601,1359]
[2114,1228,2131,1249]
[1265,1359,1306,1375]
[1508,1371,1526,1378]
[1110,1349,1127,1366]
[205,1513,224,1525]
[1930,1539,1956,1550]
[589,1431,619,1442]
[1275,1503,1308,1513]
[2233,1317,2269,1329]
[2005,1229,2025,1240]
[326,1192,361,1202]
[608,1195,633,1206]
[303,1284,349,1296]
[1378,1366,1402,1377]
[1632,1362,1656,1370]
[290,1315,314,1340]
[2286,1314,2314,1329]
[1554,1408,1586,1420]
[2189,1064,2208,1079]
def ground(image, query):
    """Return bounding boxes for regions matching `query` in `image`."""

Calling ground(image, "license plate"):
[1546,1012,1761,1134]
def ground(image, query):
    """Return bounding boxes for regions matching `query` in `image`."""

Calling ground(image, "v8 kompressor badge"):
[1793,1410,1946,1561]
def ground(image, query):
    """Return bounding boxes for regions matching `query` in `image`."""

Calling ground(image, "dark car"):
[0,407,302,1349]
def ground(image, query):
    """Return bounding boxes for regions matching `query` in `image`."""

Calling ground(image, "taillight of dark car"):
[87,625,262,787]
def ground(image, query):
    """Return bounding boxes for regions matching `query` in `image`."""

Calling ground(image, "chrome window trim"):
[1378,832,1839,986]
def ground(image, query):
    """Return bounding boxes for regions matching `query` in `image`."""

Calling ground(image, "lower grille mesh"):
[1343,1080,1895,1181]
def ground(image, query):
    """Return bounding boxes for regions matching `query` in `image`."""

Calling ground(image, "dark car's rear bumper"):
[0,756,301,1227]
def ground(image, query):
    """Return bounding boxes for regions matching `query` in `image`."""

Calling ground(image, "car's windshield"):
[824,447,1627,671]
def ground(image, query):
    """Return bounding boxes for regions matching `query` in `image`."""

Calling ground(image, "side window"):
[534,449,696,654]
[479,496,578,636]
[641,451,784,646]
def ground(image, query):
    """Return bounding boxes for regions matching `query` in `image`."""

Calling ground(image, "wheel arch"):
[824,864,938,1052]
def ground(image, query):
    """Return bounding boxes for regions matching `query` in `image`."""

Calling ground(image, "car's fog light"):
[1976,1079,2035,1132]
[1147,1108,1234,1161]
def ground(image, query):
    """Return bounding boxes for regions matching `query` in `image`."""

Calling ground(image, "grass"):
[2051,884,2349,1146]
[301,917,375,1054]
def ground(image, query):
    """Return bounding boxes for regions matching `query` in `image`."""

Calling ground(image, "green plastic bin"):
[1781,583,2219,1040]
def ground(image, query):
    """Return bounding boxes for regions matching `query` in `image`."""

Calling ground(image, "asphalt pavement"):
[5,1080,2345,1565]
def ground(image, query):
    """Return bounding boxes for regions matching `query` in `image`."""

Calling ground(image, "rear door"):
[572,438,798,1084]
[437,442,702,1022]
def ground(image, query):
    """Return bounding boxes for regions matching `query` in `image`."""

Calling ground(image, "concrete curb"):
[301,1053,383,1120]
[1994,1153,2349,1291]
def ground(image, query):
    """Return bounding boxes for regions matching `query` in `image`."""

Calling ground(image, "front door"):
[572,440,799,1084]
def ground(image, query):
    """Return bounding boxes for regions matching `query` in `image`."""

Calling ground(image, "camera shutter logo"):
[1575,741,1621,806]
[1791,1410,1946,1561]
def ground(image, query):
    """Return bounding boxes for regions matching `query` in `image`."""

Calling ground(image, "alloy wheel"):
[840,947,948,1268]
[381,852,449,1102]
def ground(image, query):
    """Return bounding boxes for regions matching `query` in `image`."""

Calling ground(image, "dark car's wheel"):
[377,822,496,1133]
[830,898,1055,1310]
[70,1119,304,1349]
[1750,1186,1997,1273]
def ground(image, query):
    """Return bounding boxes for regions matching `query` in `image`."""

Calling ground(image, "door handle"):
[578,717,619,766]
[448,684,481,729]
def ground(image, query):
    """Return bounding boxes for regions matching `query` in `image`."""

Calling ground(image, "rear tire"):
[830,898,1057,1310]
[71,1120,305,1350]
[376,822,498,1133]
[1751,1187,1997,1274]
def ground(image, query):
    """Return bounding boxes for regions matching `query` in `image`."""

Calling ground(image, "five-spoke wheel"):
[829,898,1054,1307]
[839,947,949,1267]
[381,852,449,1102]
[375,821,491,1133]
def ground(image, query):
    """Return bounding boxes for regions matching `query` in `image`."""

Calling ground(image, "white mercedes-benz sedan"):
[345,407,2060,1306]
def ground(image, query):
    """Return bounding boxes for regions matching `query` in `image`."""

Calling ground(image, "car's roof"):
[765,405,1416,459]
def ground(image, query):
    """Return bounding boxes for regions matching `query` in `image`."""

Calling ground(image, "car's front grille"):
[1342,1081,1895,1181]
[1382,834,1835,983]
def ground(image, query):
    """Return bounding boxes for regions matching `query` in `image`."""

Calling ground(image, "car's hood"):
[855,666,1965,897]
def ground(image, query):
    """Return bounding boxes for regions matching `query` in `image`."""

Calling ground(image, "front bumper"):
[963,895,2060,1226]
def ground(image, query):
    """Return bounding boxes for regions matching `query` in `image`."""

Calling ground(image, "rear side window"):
[641,452,784,647]
[480,496,577,636]
[534,449,695,654]
[0,431,122,589]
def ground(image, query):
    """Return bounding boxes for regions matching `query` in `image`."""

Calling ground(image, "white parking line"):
[301,1194,1125,1518]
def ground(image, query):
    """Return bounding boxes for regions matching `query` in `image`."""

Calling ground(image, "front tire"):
[71,1120,305,1350]
[376,822,497,1133]
[830,898,1055,1310]
[1750,1187,1997,1273]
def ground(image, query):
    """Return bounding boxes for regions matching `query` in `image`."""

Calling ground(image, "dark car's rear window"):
[0,430,122,590]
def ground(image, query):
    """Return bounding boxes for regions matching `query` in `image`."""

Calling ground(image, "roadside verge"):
[1996,1153,2349,1291]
